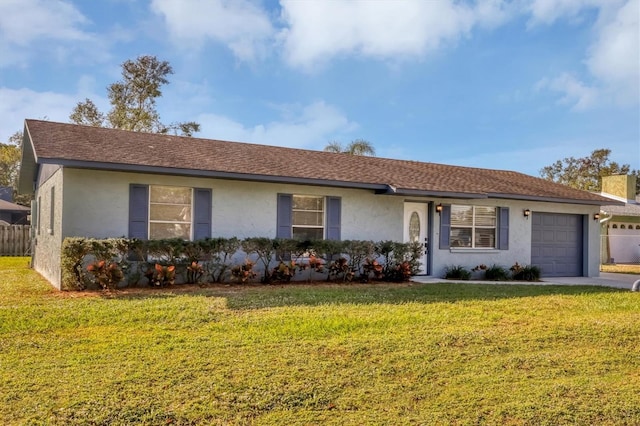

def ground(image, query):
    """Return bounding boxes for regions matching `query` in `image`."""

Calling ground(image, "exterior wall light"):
[435,203,443,214]
[523,209,531,219]
[594,213,600,221]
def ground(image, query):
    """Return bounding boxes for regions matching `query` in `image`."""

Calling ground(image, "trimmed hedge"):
[60,237,424,290]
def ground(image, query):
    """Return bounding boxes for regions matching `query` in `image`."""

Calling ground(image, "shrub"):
[61,238,91,290]
[328,257,355,282]
[361,258,384,282]
[242,237,277,283]
[484,264,510,281]
[186,261,204,284]
[297,254,325,282]
[444,265,471,280]
[86,260,124,290]
[270,260,297,283]
[205,237,241,283]
[510,262,541,281]
[145,263,176,287]
[386,261,413,282]
[231,259,256,283]
[60,236,424,289]
[343,240,376,278]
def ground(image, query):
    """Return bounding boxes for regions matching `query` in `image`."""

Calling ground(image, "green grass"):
[1,257,639,425]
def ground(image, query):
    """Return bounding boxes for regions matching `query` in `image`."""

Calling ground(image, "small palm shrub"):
[444,265,471,280]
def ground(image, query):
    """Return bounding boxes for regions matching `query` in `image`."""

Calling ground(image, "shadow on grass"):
[96,282,625,310]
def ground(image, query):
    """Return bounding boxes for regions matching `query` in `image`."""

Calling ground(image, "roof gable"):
[20,119,617,205]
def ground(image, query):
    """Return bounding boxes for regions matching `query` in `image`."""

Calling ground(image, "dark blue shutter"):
[498,207,509,250]
[193,188,212,240]
[276,194,292,238]
[439,204,451,249]
[129,184,149,239]
[326,196,341,240]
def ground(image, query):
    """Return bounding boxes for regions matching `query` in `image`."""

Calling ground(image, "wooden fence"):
[0,225,31,256]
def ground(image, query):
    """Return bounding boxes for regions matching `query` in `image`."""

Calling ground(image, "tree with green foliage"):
[324,139,376,156]
[540,148,639,194]
[0,131,30,205]
[70,55,200,136]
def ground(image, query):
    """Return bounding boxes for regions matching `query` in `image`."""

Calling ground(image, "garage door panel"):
[543,215,555,226]
[531,213,583,277]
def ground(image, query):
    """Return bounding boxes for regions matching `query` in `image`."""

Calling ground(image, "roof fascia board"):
[487,192,624,206]
[376,187,487,199]
[41,158,388,191]
[17,123,38,195]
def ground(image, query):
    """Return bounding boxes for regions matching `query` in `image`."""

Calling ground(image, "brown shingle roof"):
[23,119,615,205]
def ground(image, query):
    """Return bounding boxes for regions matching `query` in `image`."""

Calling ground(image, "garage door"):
[531,213,583,277]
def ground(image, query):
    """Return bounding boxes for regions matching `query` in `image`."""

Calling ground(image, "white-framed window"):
[450,205,496,248]
[292,195,324,240]
[149,185,192,240]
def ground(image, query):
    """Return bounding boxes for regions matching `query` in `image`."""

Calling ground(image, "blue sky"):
[1,0,638,176]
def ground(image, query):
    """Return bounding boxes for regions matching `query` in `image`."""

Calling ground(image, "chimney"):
[601,175,637,203]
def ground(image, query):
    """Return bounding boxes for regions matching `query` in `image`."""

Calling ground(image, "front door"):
[404,202,428,274]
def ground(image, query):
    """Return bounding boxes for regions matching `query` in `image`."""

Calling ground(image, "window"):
[277,194,341,240]
[37,196,41,235]
[129,185,211,241]
[450,205,496,248]
[292,195,324,240]
[148,185,192,239]
[49,187,55,235]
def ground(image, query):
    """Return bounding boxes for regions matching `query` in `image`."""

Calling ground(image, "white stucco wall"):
[49,168,603,286]
[32,167,64,288]
[61,168,404,241]
[430,198,601,278]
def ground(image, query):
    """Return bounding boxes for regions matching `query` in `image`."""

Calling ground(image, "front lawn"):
[1,257,639,425]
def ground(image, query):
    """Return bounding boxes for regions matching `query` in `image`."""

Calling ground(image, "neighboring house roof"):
[601,202,640,218]
[20,119,618,206]
[0,199,30,212]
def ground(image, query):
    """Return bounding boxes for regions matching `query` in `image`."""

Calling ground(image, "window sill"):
[449,248,500,254]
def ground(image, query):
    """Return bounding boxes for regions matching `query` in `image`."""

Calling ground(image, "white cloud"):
[150,0,275,61]
[278,0,501,69]
[587,0,639,106]
[0,0,96,67]
[0,88,78,142]
[195,101,357,149]
[531,0,639,109]
[536,73,598,111]
[526,0,605,26]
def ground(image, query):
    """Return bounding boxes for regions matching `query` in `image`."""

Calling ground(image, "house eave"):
[38,158,390,191]
[375,185,487,199]
[487,192,621,206]
[17,122,38,195]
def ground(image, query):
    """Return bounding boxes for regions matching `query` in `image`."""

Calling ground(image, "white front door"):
[404,202,428,274]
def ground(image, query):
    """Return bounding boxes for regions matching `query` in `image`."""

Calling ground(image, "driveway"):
[412,273,640,290]
[541,273,639,290]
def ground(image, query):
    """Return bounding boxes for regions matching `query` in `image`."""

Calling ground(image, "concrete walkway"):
[411,272,640,290]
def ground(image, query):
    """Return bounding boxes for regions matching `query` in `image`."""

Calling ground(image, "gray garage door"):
[531,213,583,277]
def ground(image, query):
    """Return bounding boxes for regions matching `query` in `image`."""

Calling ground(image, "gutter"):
[599,211,613,225]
